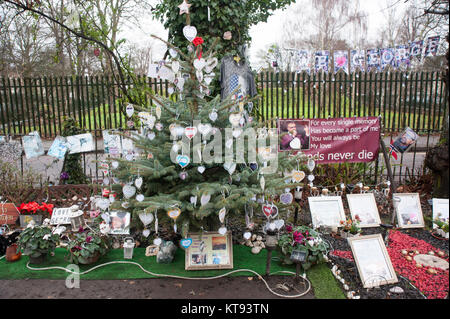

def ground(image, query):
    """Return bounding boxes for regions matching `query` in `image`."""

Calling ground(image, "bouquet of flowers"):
[18,201,54,217]
[278,225,329,269]
[340,215,361,235]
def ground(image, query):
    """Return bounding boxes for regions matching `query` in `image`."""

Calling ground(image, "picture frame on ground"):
[308,196,346,229]
[185,232,233,270]
[346,193,381,228]
[432,198,449,229]
[108,211,130,235]
[348,234,398,288]
[393,193,424,228]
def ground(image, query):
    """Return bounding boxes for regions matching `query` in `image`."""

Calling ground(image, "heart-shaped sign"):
[135,177,143,189]
[143,229,151,238]
[126,104,134,118]
[169,48,178,58]
[139,213,154,226]
[201,194,211,206]
[308,174,315,182]
[218,227,227,235]
[111,161,119,169]
[280,192,293,205]
[249,163,258,171]
[123,184,136,199]
[219,207,226,224]
[180,238,193,249]
[193,58,206,70]
[229,113,242,127]
[96,198,110,211]
[167,208,181,220]
[136,194,145,202]
[289,137,301,150]
[153,238,162,246]
[307,159,316,172]
[172,60,180,74]
[243,232,252,240]
[274,219,285,230]
[183,25,198,42]
[197,166,206,174]
[292,170,306,183]
[176,77,185,91]
[209,110,218,122]
[198,123,212,136]
[147,132,156,140]
[176,155,190,168]
[224,162,236,175]
[262,204,279,219]
[185,127,197,139]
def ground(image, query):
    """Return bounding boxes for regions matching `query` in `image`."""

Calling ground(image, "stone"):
[428,251,435,256]
[156,241,177,264]
[405,256,412,261]
[414,254,449,270]
[251,246,262,254]
[416,263,423,268]
[389,286,404,294]
[401,250,408,255]
[343,284,349,290]
[245,240,252,247]
[427,268,437,275]
[256,236,263,241]
[253,241,261,247]
[260,243,265,249]
[437,251,445,257]
[251,234,257,241]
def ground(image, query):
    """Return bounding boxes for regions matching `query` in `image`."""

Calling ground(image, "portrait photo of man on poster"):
[278,120,310,151]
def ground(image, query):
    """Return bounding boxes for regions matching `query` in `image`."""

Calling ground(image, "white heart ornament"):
[126,104,134,118]
[201,194,211,206]
[111,161,119,169]
[289,137,301,150]
[197,166,206,174]
[171,61,180,74]
[218,227,227,235]
[224,162,236,175]
[176,77,185,91]
[204,58,218,73]
[135,177,143,189]
[136,194,145,202]
[243,232,252,240]
[219,207,226,224]
[139,213,154,226]
[183,25,197,42]
[153,238,162,246]
[225,139,233,149]
[260,176,265,190]
[204,75,213,85]
[147,132,155,140]
[143,229,151,238]
[196,70,203,82]
[274,219,285,230]
[307,159,316,172]
[229,113,242,127]
[169,48,178,58]
[123,184,136,199]
[198,123,212,136]
[96,198,110,211]
[209,110,218,122]
[193,58,206,70]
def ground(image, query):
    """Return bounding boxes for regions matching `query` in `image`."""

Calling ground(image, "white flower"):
[43,234,50,240]
[99,223,110,235]
[308,240,314,246]
[42,218,51,226]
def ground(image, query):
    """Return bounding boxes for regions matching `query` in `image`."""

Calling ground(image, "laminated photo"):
[47,136,68,159]
[66,133,95,154]
[22,132,45,159]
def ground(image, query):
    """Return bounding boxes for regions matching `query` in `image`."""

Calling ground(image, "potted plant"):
[66,224,110,265]
[339,215,362,238]
[433,217,449,239]
[17,223,60,264]
[18,201,54,227]
[277,225,329,270]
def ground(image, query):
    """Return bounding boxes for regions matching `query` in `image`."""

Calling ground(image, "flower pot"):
[29,253,47,264]
[5,244,21,262]
[78,252,100,265]
[340,230,361,239]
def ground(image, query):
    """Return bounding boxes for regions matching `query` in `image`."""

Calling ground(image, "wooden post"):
[379,138,398,225]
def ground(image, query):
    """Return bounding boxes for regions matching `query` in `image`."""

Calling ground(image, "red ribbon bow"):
[192,37,204,60]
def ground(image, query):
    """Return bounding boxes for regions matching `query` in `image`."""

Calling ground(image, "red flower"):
[286,225,293,233]
[193,37,204,47]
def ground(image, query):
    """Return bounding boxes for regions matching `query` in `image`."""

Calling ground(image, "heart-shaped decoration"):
[225,139,233,149]
[176,77,185,91]
[260,176,265,190]
[111,161,119,169]
[308,174,315,182]
[153,238,162,246]
[185,127,197,139]
[103,177,110,185]
[198,123,212,136]
[204,58,218,73]
[280,192,293,205]
[155,105,162,119]
[172,60,180,74]
[289,137,301,149]
[143,229,151,238]
[209,110,218,122]
[136,194,145,202]
[176,155,190,168]
[147,132,156,140]
[139,212,154,226]
[193,58,206,70]
[158,66,175,83]
[146,115,156,129]
[200,193,211,206]
[292,170,306,183]
[190,196,197,205]
[180,238,193,249]
[101,212,110,223]
[204,75,214,85]
[218,227,227,235]
[90,210,100,218]
[169,48,178,58]
[197,166,206,174]
[155,123,163,131]
[232,128,243,138]
[219,207,226,224]
[249,163,258,171]
[135,177,143,189]
[167,208,181,220]
[262,204,278,219]
[123,184,136,199]
[121,202,130,209]
[126,104,134,118]
[196,70,204,82]
[229,113,242,127]
[224,162,236,175]
[179,172,188,180]
[243,232,252,240]
[168,87,175,95]
[274,219,285,230]
[96,198,110,211]
[307,159,316,172]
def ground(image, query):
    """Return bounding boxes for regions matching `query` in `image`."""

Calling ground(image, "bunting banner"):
[334,50,349,74]
[395,45,411,69]
[295,50,311,73]
[350,50,366,73]
[409,40,423,60]
[380,48,396,70]
[314,51,330,73]
[424,36,440,57]
[366,49,381,72]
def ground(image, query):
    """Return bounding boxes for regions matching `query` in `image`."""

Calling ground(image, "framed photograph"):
[185,232,233,271]
[66,133,95,154]
[19,215,42,227]
[22,132,45,159]
[432,198,449,229]
[346,193,381,228]
[50,207,72,225]
[102,130,122,156]
[47,136,68,160]
[108,211,130,235]
[308,196,346,229]
[391,127,419,154]
[393,193,425,228]
[278,119,311,151]
[348,234,398,288]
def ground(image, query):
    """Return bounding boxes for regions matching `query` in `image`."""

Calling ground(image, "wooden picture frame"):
[308,196,346,229]
[432,198,449,229]
[185,231,233,271]
[348,234,398,288]
[346,193,381,228]
[393,193,425,229]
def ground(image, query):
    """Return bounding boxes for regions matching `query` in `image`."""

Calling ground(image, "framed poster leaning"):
[185,232,233,271]
[393,193,425,229]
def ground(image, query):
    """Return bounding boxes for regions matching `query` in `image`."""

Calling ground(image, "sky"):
[122,0,412,68]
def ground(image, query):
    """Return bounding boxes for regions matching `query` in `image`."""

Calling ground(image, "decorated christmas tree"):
[106,3,308,242]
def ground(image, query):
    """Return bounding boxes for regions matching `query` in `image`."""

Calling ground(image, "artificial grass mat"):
[0,245,345,299]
